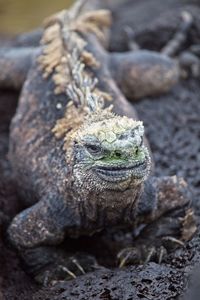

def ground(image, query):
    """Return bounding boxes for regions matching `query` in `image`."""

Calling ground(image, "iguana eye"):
[85,144,102,155]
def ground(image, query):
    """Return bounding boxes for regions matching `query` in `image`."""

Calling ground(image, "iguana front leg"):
[7,195,97,284]
[117,176,196,267]
[8,197,66,249]
[0,47,38,89]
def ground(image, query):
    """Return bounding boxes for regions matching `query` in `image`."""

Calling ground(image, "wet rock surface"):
[1,0,200,299]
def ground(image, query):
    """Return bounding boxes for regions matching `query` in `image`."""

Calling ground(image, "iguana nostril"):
[135,147,139,155]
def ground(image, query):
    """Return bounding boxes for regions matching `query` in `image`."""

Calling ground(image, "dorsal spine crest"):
[38,5,112,113]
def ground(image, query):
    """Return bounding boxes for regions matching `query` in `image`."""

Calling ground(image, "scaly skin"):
[5,1,196,284]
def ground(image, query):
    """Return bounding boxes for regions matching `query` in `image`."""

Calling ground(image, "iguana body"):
[1,0,195,284]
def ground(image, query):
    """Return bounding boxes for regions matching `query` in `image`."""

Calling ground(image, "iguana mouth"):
[93,161,147,182]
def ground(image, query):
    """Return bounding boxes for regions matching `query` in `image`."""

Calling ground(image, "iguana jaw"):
[93,160,148,183]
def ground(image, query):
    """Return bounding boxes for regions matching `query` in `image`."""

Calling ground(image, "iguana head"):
[72,113,151,191]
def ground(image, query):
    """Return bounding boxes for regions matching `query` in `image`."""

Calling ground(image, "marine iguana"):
[0,0,196,284]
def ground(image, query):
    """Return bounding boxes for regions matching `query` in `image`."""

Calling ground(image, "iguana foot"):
[39,253,98,286]
[20,246,98,286]
[117,236,185,267]
[117,245,165,267]
[117,207,196,268]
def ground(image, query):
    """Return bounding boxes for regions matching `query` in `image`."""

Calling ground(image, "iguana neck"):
[69,183,143,236]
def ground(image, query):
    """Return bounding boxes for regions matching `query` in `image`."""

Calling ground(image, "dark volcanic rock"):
[50,263,185,300]
[135,79,200,206]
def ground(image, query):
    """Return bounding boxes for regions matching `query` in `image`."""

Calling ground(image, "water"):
[0,0,74,34]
